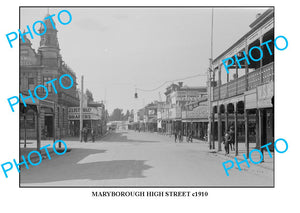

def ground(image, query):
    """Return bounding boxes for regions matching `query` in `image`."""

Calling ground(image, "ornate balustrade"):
[212,62,274,101]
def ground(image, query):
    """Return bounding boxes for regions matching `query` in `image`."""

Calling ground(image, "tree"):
[86,89,94,103]
[109,108,124,121]
[124,110,130,120]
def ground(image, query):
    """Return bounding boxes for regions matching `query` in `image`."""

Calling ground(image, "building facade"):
[211,9,274,155]
[20,13,79,140]
[68,101,107,138]
[163,82,207,136]
[182,97,208,140]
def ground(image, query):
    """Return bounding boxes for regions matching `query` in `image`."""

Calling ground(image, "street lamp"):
[134,88,138,99]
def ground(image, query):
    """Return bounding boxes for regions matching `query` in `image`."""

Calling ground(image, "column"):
[255,110,259,149]
[225,111,228,133]
[245,109,249,158]
[211,112,215,149]
[218,109,222,151]
[36,105,41,151]
[259,37,263,84]
[24,114,27,148]
[245,39,249,91]
[53,103,56,143]
[258,109,263,150]
[234,110,238,156]
[186,121,188,136]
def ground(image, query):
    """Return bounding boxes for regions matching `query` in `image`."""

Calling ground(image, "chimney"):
[178,82,183,88]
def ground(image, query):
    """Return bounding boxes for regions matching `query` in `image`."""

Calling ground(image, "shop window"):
[20,114,35,129]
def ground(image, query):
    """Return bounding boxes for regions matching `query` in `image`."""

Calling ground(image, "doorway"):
[262,108,274,151]
[45,116,53,137]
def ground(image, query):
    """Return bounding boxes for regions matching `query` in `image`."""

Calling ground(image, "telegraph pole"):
[208,8,214,149]
[79,75,84,142]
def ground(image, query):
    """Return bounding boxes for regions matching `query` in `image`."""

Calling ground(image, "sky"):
[20,7,269,114]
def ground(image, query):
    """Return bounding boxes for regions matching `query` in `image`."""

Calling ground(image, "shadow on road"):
[20,148,152,185]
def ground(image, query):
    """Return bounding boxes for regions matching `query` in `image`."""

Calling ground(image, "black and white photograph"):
[19,6,274,187]
[2,0,300,212]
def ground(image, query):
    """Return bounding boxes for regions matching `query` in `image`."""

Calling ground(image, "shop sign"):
[257,81,273,108]
[68,113,100,120]
[68,107,98,114]
[68,107,101,120]
[245,92,257,109]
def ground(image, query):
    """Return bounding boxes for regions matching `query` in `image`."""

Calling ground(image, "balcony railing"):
[213,62,274,101]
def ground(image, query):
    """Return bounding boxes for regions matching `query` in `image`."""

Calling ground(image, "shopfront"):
[68,107,102,137]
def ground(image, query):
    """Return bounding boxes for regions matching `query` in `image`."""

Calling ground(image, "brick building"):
[20,12,79,140]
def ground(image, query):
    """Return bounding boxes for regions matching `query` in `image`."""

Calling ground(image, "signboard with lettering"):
[68,107,102,120]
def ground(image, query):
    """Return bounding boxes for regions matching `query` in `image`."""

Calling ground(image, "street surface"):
[20,130,273,187]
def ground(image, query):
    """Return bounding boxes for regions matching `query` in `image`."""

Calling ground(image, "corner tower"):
[38,12,62,68]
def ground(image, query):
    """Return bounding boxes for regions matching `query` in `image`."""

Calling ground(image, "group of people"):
[174,130,194,143]
[172,126,235,155]
[223,126,235,155]
[81,126,96,143]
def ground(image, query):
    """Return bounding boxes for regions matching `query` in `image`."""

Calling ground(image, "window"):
[43,77,52,93]
[220,64,228,85]
[20,113,35,129]
[28,77,35,90]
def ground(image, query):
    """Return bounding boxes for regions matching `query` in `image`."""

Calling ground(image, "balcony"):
[213,62,274,101]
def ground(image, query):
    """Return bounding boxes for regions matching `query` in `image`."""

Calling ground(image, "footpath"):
[19,131,110,163]
[146,131,273,175]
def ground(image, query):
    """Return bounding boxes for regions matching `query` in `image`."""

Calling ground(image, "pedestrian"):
[174,130,178,143]
[83,126,88,142]
[178,130,182,142]
[228,126,235,151]
[223,131,230,155]
[186,129,192,143]
[189,130,193,143]
[186,130,190,143]
[91,128,95,142]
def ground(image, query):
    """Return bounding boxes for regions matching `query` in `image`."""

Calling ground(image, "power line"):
[136,73,206,92]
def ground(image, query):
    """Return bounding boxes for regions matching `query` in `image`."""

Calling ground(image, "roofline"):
[212,8,274,64]
[249,8,273,28]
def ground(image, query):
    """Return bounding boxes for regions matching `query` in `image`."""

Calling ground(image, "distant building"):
[163,82,207,136]
[144,102,159,132]
[182,97,208,140]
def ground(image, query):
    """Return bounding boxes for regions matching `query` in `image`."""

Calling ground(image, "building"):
[181,97,208,140]
[163,82,207,136]
[210,9,274,156]
[144,102,159,132]
[68,100,107,138]
[20,12,79,141]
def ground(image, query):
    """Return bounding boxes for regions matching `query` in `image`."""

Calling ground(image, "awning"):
[182,118,208,122]
[147,118,157,123]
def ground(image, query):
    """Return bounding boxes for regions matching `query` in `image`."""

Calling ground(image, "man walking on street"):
[91,128,95,142]
[189,130,193,143]
[83,126,88,142]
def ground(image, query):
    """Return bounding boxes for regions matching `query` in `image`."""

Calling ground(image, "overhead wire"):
[136,73,206,92]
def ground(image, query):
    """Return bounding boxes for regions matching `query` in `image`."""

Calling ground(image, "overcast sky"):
[20,7,269,114]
